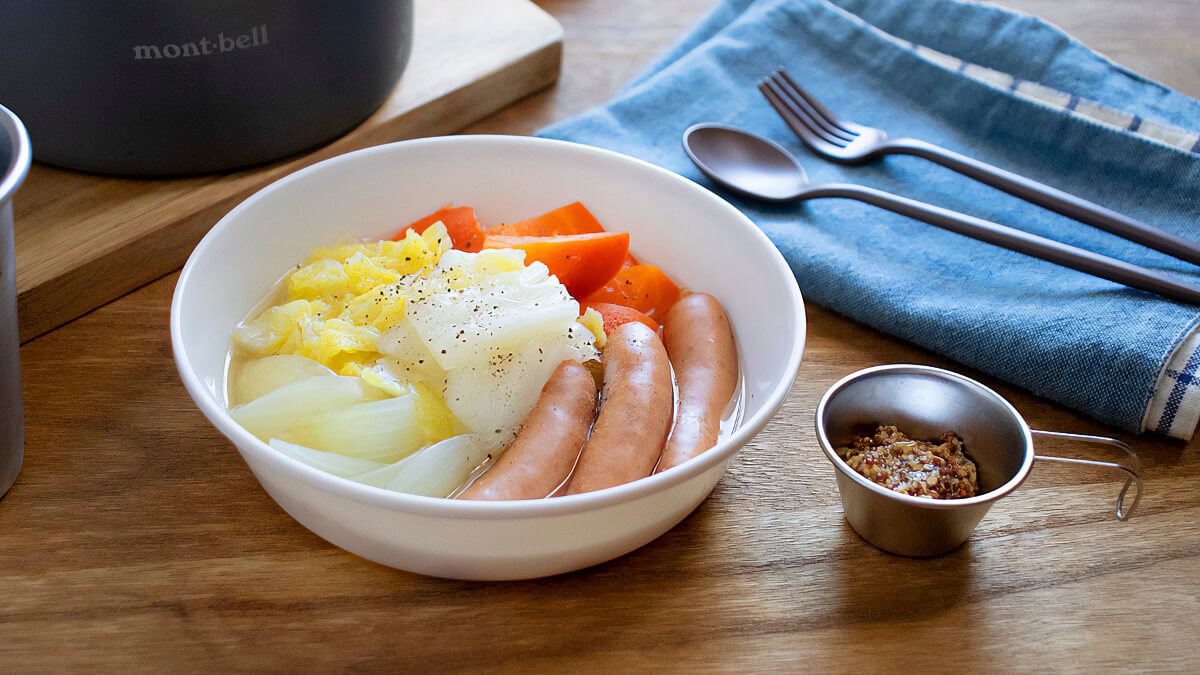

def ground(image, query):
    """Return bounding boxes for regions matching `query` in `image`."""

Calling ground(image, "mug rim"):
[0,105,31,205]
[814,363,1037,510]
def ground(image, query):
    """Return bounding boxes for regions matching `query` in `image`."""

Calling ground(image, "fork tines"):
[759,70,858,149]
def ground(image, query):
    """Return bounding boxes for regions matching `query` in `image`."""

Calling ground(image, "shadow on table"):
[826,520,975,626]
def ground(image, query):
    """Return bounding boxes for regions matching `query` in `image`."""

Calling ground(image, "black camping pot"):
[0,0,413,176]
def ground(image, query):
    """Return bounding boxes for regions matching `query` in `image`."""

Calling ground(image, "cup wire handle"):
[1030,430,1142,520]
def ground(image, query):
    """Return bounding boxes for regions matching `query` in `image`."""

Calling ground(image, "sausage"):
[458,360,598,500]
[564,321,673,494]
[654,293,738,473]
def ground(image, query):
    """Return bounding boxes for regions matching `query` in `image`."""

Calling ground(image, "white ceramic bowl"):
[171,135,805,580]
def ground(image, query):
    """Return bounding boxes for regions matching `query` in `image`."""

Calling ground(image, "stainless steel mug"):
[1,104,31,498]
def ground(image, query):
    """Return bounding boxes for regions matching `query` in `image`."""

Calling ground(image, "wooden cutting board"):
[11,0,562,343]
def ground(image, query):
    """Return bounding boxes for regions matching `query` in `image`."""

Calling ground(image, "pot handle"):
[1030,430,1142,520]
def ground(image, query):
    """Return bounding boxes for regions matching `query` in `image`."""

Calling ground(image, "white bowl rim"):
[171,134,806,520]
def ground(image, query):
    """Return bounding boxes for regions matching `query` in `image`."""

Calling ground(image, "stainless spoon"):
[682,122,1200,305]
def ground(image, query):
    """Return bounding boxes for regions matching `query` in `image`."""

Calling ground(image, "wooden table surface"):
[4,1,1198,670]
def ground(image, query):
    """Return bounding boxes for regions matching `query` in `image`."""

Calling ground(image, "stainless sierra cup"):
[0,104,31,498]
[815,364,1141,557]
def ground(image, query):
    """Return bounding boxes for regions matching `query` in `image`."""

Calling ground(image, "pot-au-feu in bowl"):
[171,135,805,580]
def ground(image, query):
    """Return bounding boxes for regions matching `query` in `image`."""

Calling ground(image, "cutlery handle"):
[809,183,1200,305]
[887,138,1200,267]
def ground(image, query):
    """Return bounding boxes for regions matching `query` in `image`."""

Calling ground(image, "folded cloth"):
[537,0,1200,439]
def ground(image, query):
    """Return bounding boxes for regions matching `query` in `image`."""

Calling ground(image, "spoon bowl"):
[683,123,810,201]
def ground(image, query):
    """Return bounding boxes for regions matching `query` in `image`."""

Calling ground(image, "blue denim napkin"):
[537,0,1200,438]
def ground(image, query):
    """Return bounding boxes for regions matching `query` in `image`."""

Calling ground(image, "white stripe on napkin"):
[899,40,1200,154]
[1143,324,1200,439]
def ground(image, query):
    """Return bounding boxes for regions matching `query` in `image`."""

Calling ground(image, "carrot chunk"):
[582,264,681,319]
[395,205,486,252]
[483,231,631,299]
[488,201,606,237]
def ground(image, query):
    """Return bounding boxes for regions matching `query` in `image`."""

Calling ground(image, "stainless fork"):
[759,69,1200,266]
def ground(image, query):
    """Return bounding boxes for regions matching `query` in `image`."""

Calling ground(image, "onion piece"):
[351,434,492,497]
[279,394,425,463]
[231,375,369,440]
[233,354,335,406]
[268,438,385,477]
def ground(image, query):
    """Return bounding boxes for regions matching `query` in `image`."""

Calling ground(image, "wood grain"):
[11,0,562,343]
[4,0,1199,671]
